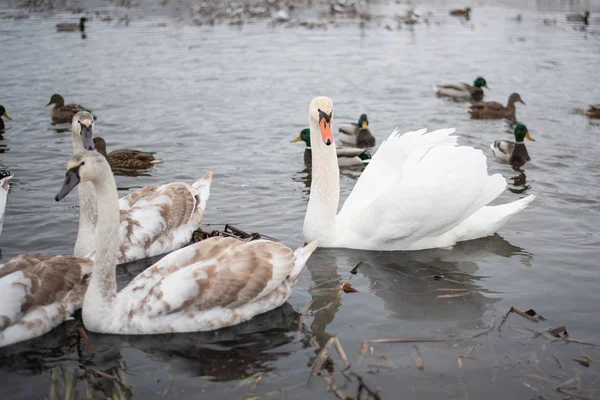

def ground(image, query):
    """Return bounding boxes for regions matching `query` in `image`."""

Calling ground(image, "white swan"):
[56,151,318,334]
[71,112,212,264]
[0,171,13,238]
[303,96,536,251]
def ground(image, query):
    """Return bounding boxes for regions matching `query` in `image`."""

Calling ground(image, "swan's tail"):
[192,171,213,213]
[289,240,318,283]
[455,195,536,242]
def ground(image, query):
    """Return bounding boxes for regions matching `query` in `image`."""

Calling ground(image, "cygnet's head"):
[71,111,96,151]
[55,151,107,201]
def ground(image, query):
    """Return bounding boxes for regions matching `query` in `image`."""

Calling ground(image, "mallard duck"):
[338,114,376,148]
[292,128,371,168]
[46,94,91,124]
[584,105,600,118]
[55,150,318,334]
[56,17,88,32]
[434,77,489,102]
[0,253,93,347]
[70,112,212,264]
[566,11,589,25]
[467,93,526,120]
[449,7,471,17]
[93,137,163,170]
[490,124,535,171]
[0,171,12,237]
[302,96,535,251]
[0,105,11,131]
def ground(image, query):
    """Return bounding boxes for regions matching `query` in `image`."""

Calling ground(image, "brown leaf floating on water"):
[548,325,569,338]
[572,356,591,368]
[524,309,547,321]
[342,282,358,293]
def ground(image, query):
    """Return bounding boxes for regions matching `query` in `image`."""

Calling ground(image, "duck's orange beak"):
[319,116,334,146]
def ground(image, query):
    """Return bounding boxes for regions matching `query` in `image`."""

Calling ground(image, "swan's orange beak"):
[319,114,334,146]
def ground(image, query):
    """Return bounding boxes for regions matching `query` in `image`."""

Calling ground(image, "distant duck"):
[490,124,535,171]
[0,171,12,238]
[46,94,92,124]
[292,128,371,168]
[584,105,600,118]
[57,17,88,32]
[338,113,376,148]
[566,11,589,25]
[468,93,526,120]
[93,137,163,170]
[0,106,11,131]
[434,77,489,102]
[450,7,471,18]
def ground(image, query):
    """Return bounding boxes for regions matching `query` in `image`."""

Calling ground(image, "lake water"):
[1,0,600,398]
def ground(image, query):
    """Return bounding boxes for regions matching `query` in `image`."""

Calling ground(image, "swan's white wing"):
[119,237,296,319]
[339,128,457,214]
[0,254,92,347]
[337,129,506,249]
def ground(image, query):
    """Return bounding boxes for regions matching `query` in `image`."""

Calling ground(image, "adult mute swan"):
[303,96,535,251]
[71,112,212,264]
[56,151,317,334]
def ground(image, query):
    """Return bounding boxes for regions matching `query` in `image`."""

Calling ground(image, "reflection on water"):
[508,171,531,194]
[305,235,531,347]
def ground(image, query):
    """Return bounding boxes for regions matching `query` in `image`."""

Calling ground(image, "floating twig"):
[414,345,424,370]
[498,306,539,332]
[472,314,497,338]
[78,327,96,357]
[296,300,313,333]
[307,337,337,386]
[333,338,350,368]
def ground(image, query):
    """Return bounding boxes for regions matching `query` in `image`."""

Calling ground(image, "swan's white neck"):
[72,132,98,257]
[81,164,120,331]
[303,117,340,245]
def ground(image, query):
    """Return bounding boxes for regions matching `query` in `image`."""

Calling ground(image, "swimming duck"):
[449,7,471,18]
[46,94,91,124]
[467,93,525,120]
[434,77,489,102]
[566,11,589,25]
[302,96,535,251]
[292,128,371,168]
[0,171,12,238]
[93,137,163,170]
[584,105,600,118]
[56,17,88,32]
[55,150,318,334]
[338,113,376,148]
[70,112,212,264]
[0,106,11,131]
[490,124,535,171]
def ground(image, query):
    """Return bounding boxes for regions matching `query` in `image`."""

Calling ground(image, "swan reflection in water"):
[304,234,532,347]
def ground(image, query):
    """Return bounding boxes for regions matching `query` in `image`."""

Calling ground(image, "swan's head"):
[474,77,489,90]
[514,124,534,142]
[309,96,334,146]
[46,94,64,107]
[291,128,311,147]
[55,151,107,201]
[0,171,13,191]
[72,111,96,151]
[0,105,11,121]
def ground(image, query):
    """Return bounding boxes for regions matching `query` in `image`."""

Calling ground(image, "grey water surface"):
[1,0,600,398]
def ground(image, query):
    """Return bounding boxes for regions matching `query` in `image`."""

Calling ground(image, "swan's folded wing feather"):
[0,255,92,330]
[339,140,506,245]
[338,128,457,219]
[122,238,295,318]
[118,183,197,255]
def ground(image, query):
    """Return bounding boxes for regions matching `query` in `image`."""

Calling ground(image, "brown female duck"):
[93,137,163,169]
[0,106,11,131]
[468,93,525,120]
[46,94,91,124]
[585,105,600,118]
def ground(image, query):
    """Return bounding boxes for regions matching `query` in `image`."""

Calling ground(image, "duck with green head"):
[468,92,525,120]
[490,124,535,170]
[46,94,92,124]
[56,17,88,32]
[338,113,375,148]
[292,128,371,168]
[0,106,11,131]
[435,77,489,102]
